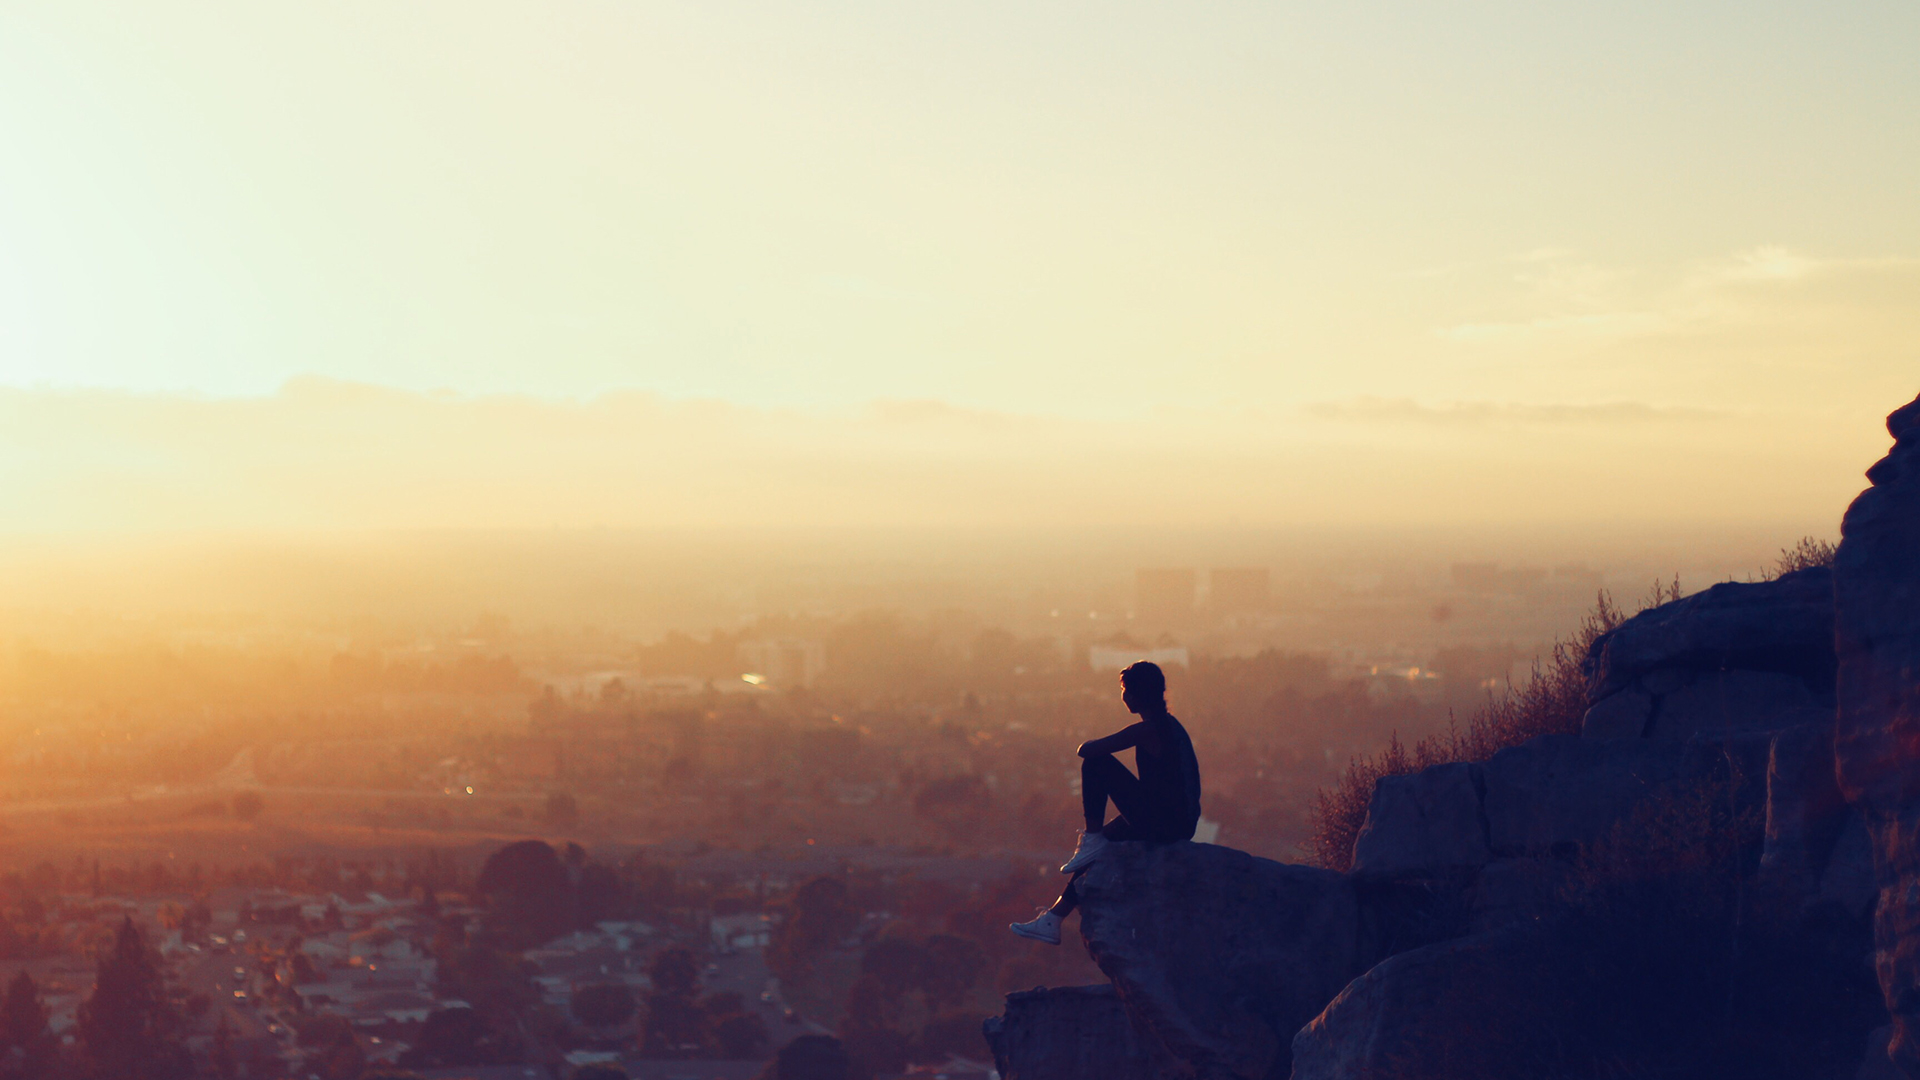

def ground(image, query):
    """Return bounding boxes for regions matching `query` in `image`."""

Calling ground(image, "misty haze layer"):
[0,378,1885,534]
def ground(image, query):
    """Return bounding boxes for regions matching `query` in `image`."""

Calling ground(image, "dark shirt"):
[1081,712,1203,829]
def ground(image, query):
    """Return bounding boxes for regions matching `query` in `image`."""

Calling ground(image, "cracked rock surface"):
[1836,393,1920,1079]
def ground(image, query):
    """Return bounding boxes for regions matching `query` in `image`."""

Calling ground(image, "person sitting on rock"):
[1011,660,1202,944]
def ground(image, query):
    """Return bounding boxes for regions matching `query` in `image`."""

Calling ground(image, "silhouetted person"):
[1011,661,1202,944]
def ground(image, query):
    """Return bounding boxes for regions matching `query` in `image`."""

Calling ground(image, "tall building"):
[1209,567,1270,613]
[737,638,826,688]
[1135,568,1197,625]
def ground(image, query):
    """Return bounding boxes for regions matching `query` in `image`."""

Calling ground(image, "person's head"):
[1120,662,1167,715]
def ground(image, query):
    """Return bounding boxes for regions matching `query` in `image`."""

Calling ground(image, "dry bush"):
[1545,773,1874,1080]
[1303,592,1628,871]
[1773,536,1837,577]
[1561,771,1761,921]
[1359,771,1873,1079]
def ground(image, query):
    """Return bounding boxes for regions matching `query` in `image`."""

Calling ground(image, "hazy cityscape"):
[0,525,1815,1079]
[3,0,1912,1075]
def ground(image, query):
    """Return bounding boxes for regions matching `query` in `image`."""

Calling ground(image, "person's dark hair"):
[1120,661,1166,702]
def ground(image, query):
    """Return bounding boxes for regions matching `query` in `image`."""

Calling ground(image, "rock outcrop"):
[1353,732,1768,881]
[1760,721,1851,894]
[1862,1026,1907,1080]
[991,397,1920,1079]
[984,984,1153,1080]
[1582,568,1835,740]
[1291,926,1566,1080]
[1348,762,1487,879]
[1074,842,1370,1080]
[1836,392,1920,1078]
[1483,731,1768,853]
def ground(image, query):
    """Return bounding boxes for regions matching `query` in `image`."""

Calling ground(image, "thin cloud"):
[1307,398,1730,427]
[1433,246,1919,344]
[1685,246,1920,288]
[1438,311,1667,342]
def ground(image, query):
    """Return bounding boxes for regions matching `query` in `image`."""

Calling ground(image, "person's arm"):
[1077,723,1145,758]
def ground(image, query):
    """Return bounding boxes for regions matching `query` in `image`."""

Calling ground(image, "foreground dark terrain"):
[989,393,1920,1080]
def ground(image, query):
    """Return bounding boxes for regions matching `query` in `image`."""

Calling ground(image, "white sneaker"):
[1009,911,1063,945]
[1059,830,1110,874]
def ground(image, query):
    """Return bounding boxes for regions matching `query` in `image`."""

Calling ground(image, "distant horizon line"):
[0,373,1768,427]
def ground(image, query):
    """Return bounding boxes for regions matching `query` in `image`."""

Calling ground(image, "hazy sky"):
[0,1,1914,531]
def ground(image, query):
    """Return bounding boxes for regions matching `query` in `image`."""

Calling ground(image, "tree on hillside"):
[758,1034,850,1080]
[650,947,700,998]
[767,876,858,986]
[0,971,48,1053]
[570,983,637,1030]
[838,930,989,1073]
[435,943,539,1027]
[921,935,987,1012]
[0,970,53,1076]
[912,775,991,837]
[712,1010,770,1059]
[641,946,704,1057]
[577,861,633,925]
[695,990,769,1058]
[858,938,930,996]
[840,967,915,1079]
[913,1011,989,1063]
[76,919,191,1080]
[475,839,575,947]
[398,1007,497,1070]
[209,1015,236,1080]
[295,1014,365,1080]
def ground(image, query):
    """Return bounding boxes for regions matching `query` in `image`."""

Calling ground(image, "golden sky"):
[0,1,1914,531]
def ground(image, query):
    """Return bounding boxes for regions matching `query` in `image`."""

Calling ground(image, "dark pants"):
[1049,753,1194,917]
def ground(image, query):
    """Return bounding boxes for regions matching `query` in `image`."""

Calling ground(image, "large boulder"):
[1484,733,1764,858]
[1466,857,1568,933]
[1296,863,1885,1080]
[1291,927,1569,1080]
[983,984,1154,1080]
[1483,734,1698,855]
[1073,841,1367,1080]
[1825,812,1881,923]
[1759,722,1852,898]
[1836,392,1920,1078]
[1582,568,1835,739]
[1862,1026,1906,1080]
[1350,762,1489,879]
[1349,733,1769,873]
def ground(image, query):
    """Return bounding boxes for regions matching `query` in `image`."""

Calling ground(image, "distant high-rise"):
[738,637,825,688]
[1135,568,1197,624]
[1209,567,1270,613]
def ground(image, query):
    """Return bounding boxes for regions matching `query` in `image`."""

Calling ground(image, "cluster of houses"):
[525,922,658,1012]
[0,880,1003,1080]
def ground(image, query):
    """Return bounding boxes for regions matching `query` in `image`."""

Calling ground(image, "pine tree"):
[0,971,47,1054]
[209,1014,237,1080]
[75,919,191,1080]
[0,970,52,1078]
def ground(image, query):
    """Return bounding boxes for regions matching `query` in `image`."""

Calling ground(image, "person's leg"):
[1082,753,1143,834]
[1012,871,1080,944]
[1021,757,1147,942]
[1060,754,1144,875]
[1043,814,1139,915]
[1047,874,1082,917]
